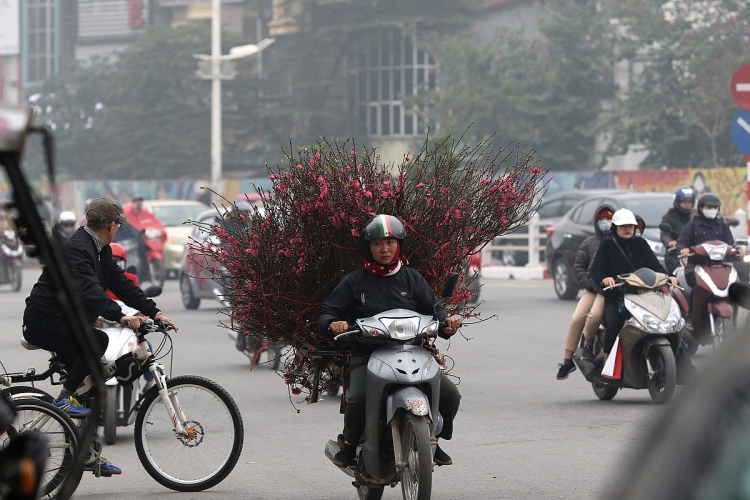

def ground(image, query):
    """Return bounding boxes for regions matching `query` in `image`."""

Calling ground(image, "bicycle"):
[0,391,82,500]
[2,317,245,493]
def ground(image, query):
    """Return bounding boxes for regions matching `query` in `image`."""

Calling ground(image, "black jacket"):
[574,204,615,293]
[676,215,734,255]
[589,233,669,301]
[318,267,448,355]
[25,226,159,323]
[659,208,692,247]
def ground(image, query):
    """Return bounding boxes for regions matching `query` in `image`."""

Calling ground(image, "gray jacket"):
[574,204,615,294]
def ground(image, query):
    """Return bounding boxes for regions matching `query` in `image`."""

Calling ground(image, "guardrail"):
[480,214,546,268]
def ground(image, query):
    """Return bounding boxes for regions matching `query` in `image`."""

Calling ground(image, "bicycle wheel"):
[5,398,82,500]
[134,375,244,492]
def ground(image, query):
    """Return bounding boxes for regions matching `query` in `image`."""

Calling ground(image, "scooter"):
[324,270,458,500]
[96,286,161,445]
[573,268,683,404]
[0,229,23,292]
[670,240,742,353]
[140,225,166,288]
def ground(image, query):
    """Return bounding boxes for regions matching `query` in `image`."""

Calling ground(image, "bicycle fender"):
[386,386,432,424]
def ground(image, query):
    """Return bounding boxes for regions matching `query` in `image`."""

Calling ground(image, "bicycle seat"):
[20,338,41,350]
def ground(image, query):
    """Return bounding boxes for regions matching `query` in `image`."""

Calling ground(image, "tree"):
[411,0,617,171]
[602,0,750,168]
[27,22,269,179]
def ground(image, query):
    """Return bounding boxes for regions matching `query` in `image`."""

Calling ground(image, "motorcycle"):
[573,267,683,404]
[140,225,166,288]
[325,275,458,500]
[96,286,162,445]
[0,229,23,292]
[670,240,743,353]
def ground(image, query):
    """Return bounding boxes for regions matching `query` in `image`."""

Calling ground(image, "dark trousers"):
[22,309,109,393]
[603,301,625,354]
[344,354,461,445]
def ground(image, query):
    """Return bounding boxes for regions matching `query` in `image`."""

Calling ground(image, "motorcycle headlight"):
[381,317,420,340]
[145,227,162,240]
[627,299,682,334]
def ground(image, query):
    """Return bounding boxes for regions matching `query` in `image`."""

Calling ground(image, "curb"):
[481,265,550,280]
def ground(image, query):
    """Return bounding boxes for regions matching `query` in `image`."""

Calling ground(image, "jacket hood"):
[593,204,616,239]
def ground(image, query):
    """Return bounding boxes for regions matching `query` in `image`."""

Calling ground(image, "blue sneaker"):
[53,396,91,418]
[84,456,122,476]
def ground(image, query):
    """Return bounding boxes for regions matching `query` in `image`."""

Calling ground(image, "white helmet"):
[611,208,637,226]
[59,211,76,226]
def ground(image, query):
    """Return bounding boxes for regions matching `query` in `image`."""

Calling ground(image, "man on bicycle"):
[22,198,178,475]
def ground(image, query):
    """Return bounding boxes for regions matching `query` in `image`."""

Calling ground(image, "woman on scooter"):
[557,204,614,380]
[590,209,678,359]
[676,193,744,290]
[319,215,462,468]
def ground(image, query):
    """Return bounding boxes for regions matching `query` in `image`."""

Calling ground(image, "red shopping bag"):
[601,335,622,379]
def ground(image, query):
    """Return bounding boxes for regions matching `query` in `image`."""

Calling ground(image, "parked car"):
[546,191,673,300]
[497,189,626,267]
[142,199,209,278]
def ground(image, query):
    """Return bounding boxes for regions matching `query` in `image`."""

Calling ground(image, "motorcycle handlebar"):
[331,320,449,341]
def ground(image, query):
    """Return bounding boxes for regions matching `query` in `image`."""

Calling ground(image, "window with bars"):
[350,29,435,138]
[24,0,57,85]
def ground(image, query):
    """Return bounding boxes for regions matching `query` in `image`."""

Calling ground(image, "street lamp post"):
[194,0,275,201]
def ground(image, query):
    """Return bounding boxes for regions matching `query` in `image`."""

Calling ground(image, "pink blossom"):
[416,182,424,189]
[314,152,321,160]
[308,159,315,166]
[351,180,361,190]
[364,191,373,198]
[405,156,411,161]
[296,164,303,170]
[351,228,359,237]
[480,179,490,185]
[531,167,541,175]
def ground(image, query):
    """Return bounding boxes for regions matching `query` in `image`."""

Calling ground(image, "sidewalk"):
[480,265,550,280]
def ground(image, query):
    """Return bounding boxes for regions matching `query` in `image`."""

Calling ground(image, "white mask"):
[702,208,719,220]
[116,260,126,271]
[597,220,611,234]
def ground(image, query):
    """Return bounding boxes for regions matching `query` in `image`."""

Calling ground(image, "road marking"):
[738,116,750,135]
[738,83,750,92]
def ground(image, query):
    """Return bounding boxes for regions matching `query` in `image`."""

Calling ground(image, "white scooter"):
[97,286,161,445]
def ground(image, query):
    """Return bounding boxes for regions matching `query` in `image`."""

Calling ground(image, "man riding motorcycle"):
[660,186,696,273]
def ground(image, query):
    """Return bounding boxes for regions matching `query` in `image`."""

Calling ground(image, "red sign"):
[731,65,750,110]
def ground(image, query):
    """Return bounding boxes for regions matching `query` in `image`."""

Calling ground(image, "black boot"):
[434,443,452,466]
[332,442,357,468]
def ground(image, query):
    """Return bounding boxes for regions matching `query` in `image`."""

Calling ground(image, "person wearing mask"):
[319,215,462,468]
[677,193,743,289]
[590,209,678,359]
[635,215,645,238]
[22,198,178,475]
[556,205,614,380]
[660,187,696,273]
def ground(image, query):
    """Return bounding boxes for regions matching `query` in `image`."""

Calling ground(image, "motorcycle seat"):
[19,338,41,350]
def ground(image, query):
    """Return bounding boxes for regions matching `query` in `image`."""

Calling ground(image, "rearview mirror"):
[143,285,162,298]
[441,273,460,299]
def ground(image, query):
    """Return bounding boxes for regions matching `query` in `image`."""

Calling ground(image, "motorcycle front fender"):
[707,300,734,318]
[386,386,433,426]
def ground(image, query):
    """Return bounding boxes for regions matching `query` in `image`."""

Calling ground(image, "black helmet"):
[697,192,721,218]
[360,215,405,261]
[697,192,721,209]
[673,186,695,213]
[360,215,406,242]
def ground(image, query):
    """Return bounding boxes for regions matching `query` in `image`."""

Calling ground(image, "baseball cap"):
[86,198,128,223]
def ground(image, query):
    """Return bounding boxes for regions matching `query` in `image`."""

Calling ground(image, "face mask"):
[702,208,719,219]
[116,260,126,271]
[597,220,611,234]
